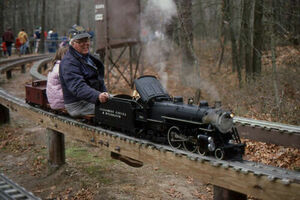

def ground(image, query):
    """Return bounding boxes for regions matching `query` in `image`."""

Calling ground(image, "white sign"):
[95,4,104,9]
[95,14,103,21]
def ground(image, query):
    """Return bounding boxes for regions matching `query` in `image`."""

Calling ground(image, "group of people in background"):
[1,25,94,57]
[1,28,28,56]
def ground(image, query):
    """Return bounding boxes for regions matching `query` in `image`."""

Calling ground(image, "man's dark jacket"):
[59,46,107,104]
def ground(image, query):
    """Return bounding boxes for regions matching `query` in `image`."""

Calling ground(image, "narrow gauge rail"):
[0,54,52,79]
[0,54,50,66]
[0,173,41,200]
[234,116,300,133]
[234,116,300,148]
[0,88,299,200]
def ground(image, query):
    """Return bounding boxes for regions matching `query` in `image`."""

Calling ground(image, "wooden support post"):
[0,104,10,124]
[6,70,12,79]
[213,185,247,200]
[47,128,65,167]
[21,64,26,73]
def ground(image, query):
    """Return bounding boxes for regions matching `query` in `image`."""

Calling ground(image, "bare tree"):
[0,0,4,36]
[40,0,46,53]
[225,0,241,84]
[270,0,280,109]
[176,0,197,85]
[252,0,264,77]
[239,0,253,82]
[217,0,227,71]
[76,0,81,25]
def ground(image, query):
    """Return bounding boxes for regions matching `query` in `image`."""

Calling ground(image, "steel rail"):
[0,54,51,74]
[0,55,45,66]
[234,116,300,148]
[0,88,299,200]
[0,173,41,200]
[234,116,300,133]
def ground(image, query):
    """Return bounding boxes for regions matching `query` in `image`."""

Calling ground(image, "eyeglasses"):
[75,38,90,44]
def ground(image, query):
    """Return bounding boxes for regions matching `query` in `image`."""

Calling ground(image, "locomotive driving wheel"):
[183,136,197,153]
[214,148,225,160]
[197,147,207,156]
[167,126,184,149]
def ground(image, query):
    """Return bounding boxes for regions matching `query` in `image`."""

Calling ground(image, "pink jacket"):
[46,61,65,109]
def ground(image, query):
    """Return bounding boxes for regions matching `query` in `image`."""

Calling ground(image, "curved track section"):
[0,173,41,200]
[0,55,51,72]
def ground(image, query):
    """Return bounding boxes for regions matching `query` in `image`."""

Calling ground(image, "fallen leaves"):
[244,139,300,170]
[165,187,183,198]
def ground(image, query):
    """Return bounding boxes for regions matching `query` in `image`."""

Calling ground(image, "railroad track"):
[0,88,299,199]
[1,56,300,199]
[234,116,300,148]
[0,173,40,200]
[0,54,52,79]
[0,55,49,66]
[24,55,300,149]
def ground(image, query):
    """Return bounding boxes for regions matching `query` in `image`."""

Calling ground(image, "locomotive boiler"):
[95,75,245,160]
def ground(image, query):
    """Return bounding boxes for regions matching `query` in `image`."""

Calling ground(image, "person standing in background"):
[2,27,14,56]
[18,28,28,55]
[34,27,41,53]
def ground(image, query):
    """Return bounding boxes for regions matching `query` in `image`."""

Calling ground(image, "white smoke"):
[141,0,177,89]
[141,0,221,101]
[146,0,177,22]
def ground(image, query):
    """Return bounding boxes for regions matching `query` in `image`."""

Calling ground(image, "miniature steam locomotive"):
[95,76,245,160]
[25,76,245,160]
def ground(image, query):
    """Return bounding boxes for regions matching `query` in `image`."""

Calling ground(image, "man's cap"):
[68,24,91,40]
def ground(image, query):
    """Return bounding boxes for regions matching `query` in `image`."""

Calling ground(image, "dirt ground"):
[0,64,213,199]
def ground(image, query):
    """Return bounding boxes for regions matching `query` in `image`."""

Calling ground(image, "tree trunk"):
[0,0,4,36]
[225,0,241,85]
[217,0,226,71]
[34,0,39,27]
[252,0,264,77]
[270,0,280,109]
[288,0,300,45]
[40,0,46,53]
[240,0,253,82]
[76,0,81,25]
[12,0,16,34]
[176,0,198,86]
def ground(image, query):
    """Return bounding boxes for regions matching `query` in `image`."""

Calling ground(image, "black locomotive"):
[95,75,245,160]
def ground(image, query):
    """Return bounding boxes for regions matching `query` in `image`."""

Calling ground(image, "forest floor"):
[0,43,299,199]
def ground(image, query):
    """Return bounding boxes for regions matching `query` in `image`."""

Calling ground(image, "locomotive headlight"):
[230,113,234,118]
[208,143,216,151]
[207,137,215,151]
[208,137,214,143]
